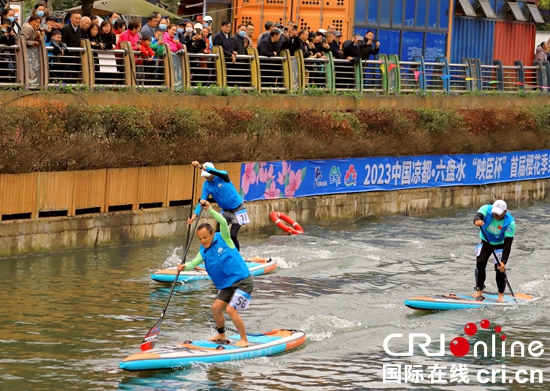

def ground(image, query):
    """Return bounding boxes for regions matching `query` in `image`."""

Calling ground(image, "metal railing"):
[187,52,219,87]
[6,38,549,95]
[304,57,330,91]
[259,55,287,92]
[45,46,86,86]
[91,49,130,88]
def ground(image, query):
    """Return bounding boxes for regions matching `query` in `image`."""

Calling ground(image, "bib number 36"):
[235,209,250,226]
[230,289,251,310]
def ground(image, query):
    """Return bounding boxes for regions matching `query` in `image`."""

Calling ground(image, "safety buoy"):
[270,211,304,235]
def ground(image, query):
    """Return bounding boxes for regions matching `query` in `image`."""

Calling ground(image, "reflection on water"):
[1,202,549,390]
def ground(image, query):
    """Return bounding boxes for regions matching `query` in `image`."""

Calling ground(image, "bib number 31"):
[230,289,251,311]
[235,209,250,226]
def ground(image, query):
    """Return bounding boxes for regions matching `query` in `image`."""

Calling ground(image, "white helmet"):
[203,15,213,22]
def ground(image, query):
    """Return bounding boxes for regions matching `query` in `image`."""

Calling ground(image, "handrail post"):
[436,56,450,93]
[388,54,401,94]
[80,38,93,87]
[413,55,426,92]
[514,60,525,91]
[212,45,227,87]
[492,59,504,91]
[247,47,261,92]
[119,41,135,88]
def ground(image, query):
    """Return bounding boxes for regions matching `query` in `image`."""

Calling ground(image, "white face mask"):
[185,27,193,34]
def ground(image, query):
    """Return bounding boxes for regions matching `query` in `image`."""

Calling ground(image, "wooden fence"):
[0,163,242,221]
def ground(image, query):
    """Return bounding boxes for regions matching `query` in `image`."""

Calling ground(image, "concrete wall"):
[2,91,550,111]
[1,179,548,258]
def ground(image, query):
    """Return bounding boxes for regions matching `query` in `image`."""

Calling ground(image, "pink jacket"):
[116,29,140,50]
[163,32,183,53]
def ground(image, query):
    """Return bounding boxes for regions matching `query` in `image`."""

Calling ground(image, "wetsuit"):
[473,204,516,293]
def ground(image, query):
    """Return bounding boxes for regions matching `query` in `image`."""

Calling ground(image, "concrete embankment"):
[1,179,547,258]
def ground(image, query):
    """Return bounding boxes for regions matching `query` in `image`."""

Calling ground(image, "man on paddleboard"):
[473,199,516,303]
[178,200,253,347]
[188,161,248,251]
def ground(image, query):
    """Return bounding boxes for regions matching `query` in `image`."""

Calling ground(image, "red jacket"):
[137,42,155,65]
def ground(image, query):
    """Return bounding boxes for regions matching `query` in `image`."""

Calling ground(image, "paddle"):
[479,227,517,303]
[140,206,204,351]
[140,167,200,351]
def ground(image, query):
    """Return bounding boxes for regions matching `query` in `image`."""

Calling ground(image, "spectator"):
[50,30,67,56]
[257,21,273,44]
[175,19,186,43]
[203,15,213,28]
[258,29,281,57]
[333,30,343,49]
[43,15,58,43]
[534,41,548,62]
[325,31,343,59]
[61,12,81,47]
[141,12,160,39]
[229,23,247,55]
[327,24,336,33]
[90,15,99,25]
[87,23,102,49]
[116,18,141,51]
[113,19,126,45]
[150,29,165,57]
[1,8,15,24]
[108,12,119,25]
[296,28,311,57]
[24,2,45,24]
[158,18,168,32]
[245,22,254,49]
[98,20,116,50]
[20,14,41,47]
[136,34,155,85]
[360,30,380,60]
[0,18,15,45]
[182,21,197,48]
[281,24,301,53]
[310,31,326,58]
[162,24,183,53]
[213,20,235,60]
[342,34,362,63]
[80,16,91,39]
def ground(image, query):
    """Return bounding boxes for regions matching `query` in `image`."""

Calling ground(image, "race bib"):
[230,289,251,311]
[492,249,503,265]
[475,244,482,257]
[235,209,250,226]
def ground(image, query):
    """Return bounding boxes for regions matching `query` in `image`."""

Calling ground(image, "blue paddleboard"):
[120,329,306,371]
[404,292,538,311]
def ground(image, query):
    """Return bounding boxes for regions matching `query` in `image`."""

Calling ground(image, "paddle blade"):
[141,319,162,351]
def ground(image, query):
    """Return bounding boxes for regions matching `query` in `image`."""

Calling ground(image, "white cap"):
[194,23,203,29]
[201,162,214,177]
[318,28,327,34]
[203,15,213,22]
[492,200,507,216]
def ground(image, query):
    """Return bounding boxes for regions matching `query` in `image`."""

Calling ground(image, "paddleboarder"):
[178,200,253,347]
[188,161,249,251]
[472,199,516,302]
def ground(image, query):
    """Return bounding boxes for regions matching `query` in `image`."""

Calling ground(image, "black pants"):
[215,222,242,251]
[475,241,507,293]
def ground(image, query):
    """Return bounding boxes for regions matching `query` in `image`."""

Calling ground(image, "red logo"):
[449,319,506,357]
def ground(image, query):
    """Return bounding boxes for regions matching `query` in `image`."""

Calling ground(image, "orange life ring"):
[270,211,304,235]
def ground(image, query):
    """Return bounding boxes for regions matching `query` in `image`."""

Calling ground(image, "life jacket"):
[200,232,250,290]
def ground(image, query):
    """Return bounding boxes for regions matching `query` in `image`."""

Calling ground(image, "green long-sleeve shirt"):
[183,207,235,271]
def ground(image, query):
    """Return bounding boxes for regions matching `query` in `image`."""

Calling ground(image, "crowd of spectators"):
[0,2,382,86]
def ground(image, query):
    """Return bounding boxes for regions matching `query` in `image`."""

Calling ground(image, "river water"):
[1,202,549,390]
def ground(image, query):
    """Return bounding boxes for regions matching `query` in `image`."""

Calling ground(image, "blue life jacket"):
[200,232,250,289]
[195,175,243,215]
[481,205,514,244]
